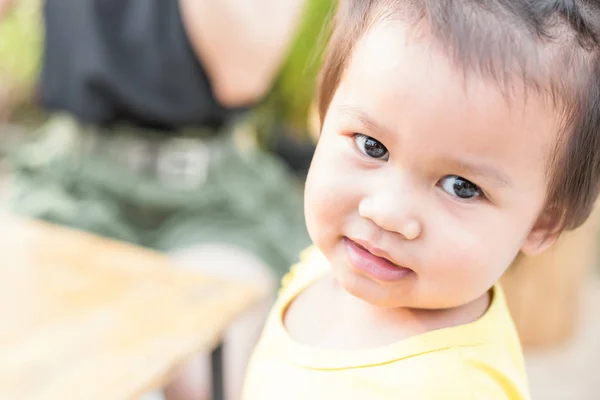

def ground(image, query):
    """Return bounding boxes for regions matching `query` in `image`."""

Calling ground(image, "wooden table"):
[0,214,260,400]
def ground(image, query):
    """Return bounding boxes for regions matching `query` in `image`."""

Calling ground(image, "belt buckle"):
[105,134,152,173]
[156,137,210,190]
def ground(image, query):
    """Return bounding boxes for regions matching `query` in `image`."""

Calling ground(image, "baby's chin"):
[330,265,415,308]
[333,266,486,312]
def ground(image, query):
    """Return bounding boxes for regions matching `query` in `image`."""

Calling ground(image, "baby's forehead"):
[351,18,570,127]
[348,19,562,117]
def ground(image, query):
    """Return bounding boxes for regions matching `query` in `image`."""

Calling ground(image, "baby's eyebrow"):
[338,105,393,138]
[444,159,512,188]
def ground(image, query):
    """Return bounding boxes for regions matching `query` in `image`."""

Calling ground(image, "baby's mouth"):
[344,237,413,281]
[352,241,402,267]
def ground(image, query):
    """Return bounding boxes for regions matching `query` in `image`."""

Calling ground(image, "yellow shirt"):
[243,247,531,399]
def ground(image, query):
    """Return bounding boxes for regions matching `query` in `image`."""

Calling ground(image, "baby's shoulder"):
[279,246,329,296]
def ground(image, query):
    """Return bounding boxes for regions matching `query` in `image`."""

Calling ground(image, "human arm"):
[178,0,306,107]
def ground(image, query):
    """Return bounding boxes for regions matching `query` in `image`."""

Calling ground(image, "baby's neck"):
[284,273,491,351]
[331,280,491,349]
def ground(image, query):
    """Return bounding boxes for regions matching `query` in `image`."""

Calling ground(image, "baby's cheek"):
[307,153,358,220]
[429,230,494,304]
[305,172,344,244]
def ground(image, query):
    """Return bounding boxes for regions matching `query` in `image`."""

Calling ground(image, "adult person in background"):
[0,0,313,399]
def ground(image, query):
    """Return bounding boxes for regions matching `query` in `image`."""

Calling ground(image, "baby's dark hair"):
[318,0,600,233]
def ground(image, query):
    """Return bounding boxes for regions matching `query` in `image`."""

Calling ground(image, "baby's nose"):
[358,194,422,240]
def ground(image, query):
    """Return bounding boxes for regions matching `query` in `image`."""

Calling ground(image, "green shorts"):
[2,115,310,279]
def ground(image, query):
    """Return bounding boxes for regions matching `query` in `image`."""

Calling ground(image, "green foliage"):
[274,0,335,129]
[0,0,43,89]
[253,0,335,144]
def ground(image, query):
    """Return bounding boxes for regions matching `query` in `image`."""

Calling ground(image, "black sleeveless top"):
[39,0,238,131]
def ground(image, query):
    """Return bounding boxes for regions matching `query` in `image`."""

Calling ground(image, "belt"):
[37,115,258,190]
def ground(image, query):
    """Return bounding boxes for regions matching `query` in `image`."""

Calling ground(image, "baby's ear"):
[520,209,561,256]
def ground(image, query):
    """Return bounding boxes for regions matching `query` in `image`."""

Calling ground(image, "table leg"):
[211,343,225,400]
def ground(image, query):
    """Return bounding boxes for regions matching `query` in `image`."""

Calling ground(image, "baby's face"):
[305,20,561,309]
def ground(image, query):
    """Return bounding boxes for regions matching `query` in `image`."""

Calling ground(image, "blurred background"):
[0,1,599,399]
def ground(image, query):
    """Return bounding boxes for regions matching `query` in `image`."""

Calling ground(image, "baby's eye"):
[354,134,389,160]
[440,175,481,200]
